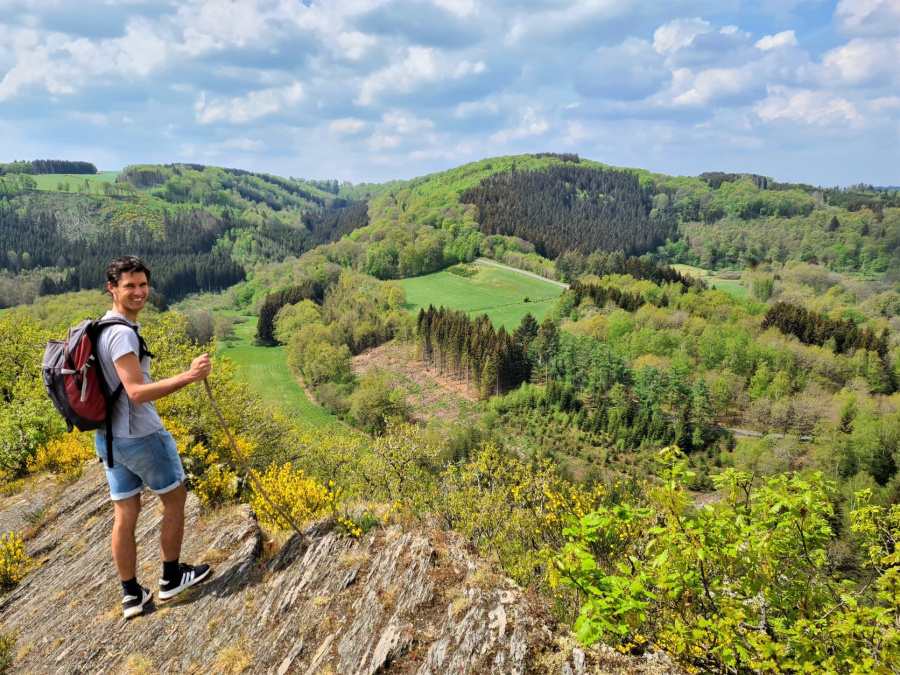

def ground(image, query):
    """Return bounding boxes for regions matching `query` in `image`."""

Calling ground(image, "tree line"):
[762,300,891,360]
[416,306,531,398]
[460,164,677,259]
[556,250,704,290]
[255,281,327,346]
[0,159,97,175]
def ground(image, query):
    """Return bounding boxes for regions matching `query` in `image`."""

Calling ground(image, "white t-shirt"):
[96,311,164,439]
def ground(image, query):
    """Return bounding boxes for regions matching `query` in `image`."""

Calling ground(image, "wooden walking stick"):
[203,379,305,538]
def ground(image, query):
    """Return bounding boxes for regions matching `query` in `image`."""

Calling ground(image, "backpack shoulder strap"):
[95,317,154,360]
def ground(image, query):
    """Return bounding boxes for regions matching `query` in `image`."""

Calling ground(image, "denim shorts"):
[95,429,185,501]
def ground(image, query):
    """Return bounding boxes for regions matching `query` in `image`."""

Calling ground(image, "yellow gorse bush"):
[194,464,238,508]
[429,442,645,601]
[27,434,95,482]
[249,462,335,531]
[0,531,29,588]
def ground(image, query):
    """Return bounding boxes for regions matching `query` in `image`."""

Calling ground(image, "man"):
[97,255,211,619]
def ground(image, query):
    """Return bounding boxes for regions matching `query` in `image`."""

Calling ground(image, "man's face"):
[108,271,149,315]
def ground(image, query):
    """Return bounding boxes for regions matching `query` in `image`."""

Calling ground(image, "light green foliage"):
[362,421,438,505]
[29,172,120,192]
[347,370,410,434]
[0,315,62,476]
[144,312,294,470]
[399,263,563,329]
[556,447,900,673]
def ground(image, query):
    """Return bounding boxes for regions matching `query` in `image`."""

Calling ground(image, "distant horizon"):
[5,155,898,191]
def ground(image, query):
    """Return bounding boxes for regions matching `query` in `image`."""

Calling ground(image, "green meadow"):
[31,171,121,192]
[217,314,336,428]
[399,263,564,329]
[670,264,748,298]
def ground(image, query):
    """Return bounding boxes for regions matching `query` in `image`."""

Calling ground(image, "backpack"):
[42,317,153,468]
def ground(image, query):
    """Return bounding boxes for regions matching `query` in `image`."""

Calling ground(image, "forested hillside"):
[0,164,362,307]
[460,163,675,258]
[2,154,899,671]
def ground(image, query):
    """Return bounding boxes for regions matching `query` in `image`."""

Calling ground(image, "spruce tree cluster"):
[763,301,890,360]
[255,281,326,346]
[460,164,676,259]
[417,306,530,398]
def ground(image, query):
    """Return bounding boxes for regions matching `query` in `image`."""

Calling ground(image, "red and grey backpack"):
[42,317,153,468]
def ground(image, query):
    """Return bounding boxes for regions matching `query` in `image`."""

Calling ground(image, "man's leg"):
[158,481,187,563]
[111,494,141,580]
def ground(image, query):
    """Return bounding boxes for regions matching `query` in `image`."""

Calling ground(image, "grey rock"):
[0,463,682,674]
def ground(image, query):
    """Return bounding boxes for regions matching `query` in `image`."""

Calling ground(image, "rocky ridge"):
[0,463,679,674]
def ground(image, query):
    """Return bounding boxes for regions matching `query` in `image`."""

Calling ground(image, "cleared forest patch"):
[352,341,481,425]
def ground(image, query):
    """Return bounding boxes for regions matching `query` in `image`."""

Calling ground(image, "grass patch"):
[30,172,121,192]
[708,278,748,298]
[399,264,564,329]
[670,264,749,299]
[217,315,337,428]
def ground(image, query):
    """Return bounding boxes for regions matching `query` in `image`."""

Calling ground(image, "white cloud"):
[871,96,900,111]
[562,121,591,145]
[335,31,377,60]
[177,0,271,57]
[356,46,485,105]
[221,137,265,150]
[367,134,401,151]
[122,116,134,124]
[754,86,861,125]
[834,0,900,37]
[381,110,434,134]
[455,97,501,118]
[755,30,798,51]
[329,117,367,135]
[0,19,167,101]
[819,38,900,84]
[433,0,475,17]
[653,18,711,55]
[194,82,304,123]
[668,66,758,106]
[491,107,549,144]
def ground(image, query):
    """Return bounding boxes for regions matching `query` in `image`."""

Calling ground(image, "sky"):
[0,0,898,187]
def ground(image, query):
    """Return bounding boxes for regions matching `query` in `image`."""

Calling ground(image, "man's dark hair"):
[106,256,152,287]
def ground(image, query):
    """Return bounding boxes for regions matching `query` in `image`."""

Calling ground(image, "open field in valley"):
[670,264,748,298]
[217,313,337,428]
[399,263,564,329]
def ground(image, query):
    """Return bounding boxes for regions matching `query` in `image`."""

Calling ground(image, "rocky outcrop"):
[0,464,680,674]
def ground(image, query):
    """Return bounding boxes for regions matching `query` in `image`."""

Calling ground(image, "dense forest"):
[0,164,362,306]
[0,159,96,175]
[460,164,676,258]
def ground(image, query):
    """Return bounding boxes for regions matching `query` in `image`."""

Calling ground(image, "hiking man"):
[97,255,211,618]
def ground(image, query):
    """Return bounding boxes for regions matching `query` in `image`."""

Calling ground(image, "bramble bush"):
[554,447,900,674]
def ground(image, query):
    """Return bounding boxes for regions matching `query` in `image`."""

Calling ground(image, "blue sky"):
[0,0,897,186]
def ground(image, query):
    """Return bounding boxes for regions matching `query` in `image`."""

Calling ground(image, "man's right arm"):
[114,353,211,405]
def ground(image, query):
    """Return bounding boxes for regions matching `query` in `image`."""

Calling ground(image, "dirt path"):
[475,258,570,289]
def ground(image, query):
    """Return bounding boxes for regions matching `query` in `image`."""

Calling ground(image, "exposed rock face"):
[0,464,680,674]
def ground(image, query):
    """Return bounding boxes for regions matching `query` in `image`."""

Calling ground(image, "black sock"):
[163,558,180,581]
[121,577,141,597]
